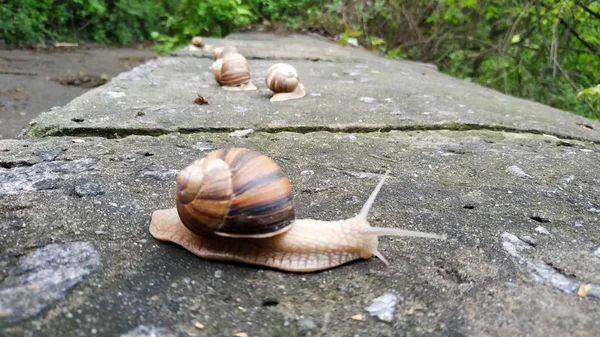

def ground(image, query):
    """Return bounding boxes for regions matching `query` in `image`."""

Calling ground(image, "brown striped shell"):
[175,148,296,238]
[212,53,251,87]
[213,46,238,60]
[265,63,300,93]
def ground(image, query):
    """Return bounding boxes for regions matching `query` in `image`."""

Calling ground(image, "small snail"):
[211,53,257,91]
[265,63,306,102]
[191,36,205,48]
[213,46,238,60]
[149,148,446,273]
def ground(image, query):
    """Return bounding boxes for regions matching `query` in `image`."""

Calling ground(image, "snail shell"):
[191,36,205,48]
[213,46,238,60]
[211,53,257,91]
[265,63,306,102]
[150,148,446,272]
[176,148,295,238]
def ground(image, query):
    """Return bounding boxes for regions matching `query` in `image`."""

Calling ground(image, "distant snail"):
[265,63,306,102]
[191,36,205,48]
[213,46,238,60]
[211,52,257,91]
[149,148,446,273]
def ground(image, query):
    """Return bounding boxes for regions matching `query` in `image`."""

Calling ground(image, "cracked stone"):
[501,233,599,298]
[0,158,96,196]
[32,149,62,161]
[0,242,101,325]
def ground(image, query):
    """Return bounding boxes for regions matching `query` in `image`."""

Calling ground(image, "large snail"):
[265,63,306,102]
[149,148,446,273]
[211,52,257,91]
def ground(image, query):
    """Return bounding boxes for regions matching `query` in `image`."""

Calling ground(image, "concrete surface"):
[0,47,156,139]
[1,33,599,337]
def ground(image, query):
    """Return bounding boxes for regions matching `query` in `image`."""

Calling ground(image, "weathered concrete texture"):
[25,35,600,143]
[174,33,381,63]
[1,131,599,336]
[0,242,101,325]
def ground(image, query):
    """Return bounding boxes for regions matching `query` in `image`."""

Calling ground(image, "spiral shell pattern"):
[218,53,251,87]
[175,148,296,238]
[265,63,300,93]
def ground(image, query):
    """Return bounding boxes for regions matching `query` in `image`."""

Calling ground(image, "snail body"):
[265,63,306,102]
[211,53,257,91]
[149,148,446,272]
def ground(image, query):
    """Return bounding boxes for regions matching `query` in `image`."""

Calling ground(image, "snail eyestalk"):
[355,170,447,265]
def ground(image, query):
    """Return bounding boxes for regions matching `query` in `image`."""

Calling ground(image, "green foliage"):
[151,0,255,54]
[0,0,164,45]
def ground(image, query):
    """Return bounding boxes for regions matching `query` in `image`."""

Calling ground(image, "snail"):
[211,53,257,91]
[265,63,306,102]
[213,46,238,60]
[149,148,446,273]
[191,36,205,48]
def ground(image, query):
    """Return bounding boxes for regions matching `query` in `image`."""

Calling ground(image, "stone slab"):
[1,130,599,336]
[174,33,382,63]
[25,55,600,143]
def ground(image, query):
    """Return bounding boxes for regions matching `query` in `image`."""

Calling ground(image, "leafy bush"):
[0,0,163,45]
[150,0,255,54]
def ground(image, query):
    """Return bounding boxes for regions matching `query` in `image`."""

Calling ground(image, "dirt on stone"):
[0,45,156,139]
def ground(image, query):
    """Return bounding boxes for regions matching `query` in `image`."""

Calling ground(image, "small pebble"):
[73,182,104,197]
[234,333,249,337]
[535,226,550,235]
[593,247,600,258]
[300,170,314,175]
[194,322,204,329]
[350,314,363,321]
[103,91,126,98]
[574,221,583,228]
[214,270,222,278]
[359,96,377,104]
[506,165,531,178]
[297,318,317,333]
[561,175,575,184]
[192,142,216,151]
[365,293,398,322]
[519,235,537,245]
[229,129,254,138]
[72,139,85,143]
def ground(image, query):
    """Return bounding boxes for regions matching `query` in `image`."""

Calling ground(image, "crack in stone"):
[22,123,600,144]
[501,232,600,299]
[0,158,97,196]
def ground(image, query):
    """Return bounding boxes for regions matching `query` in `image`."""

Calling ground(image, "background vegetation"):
[1,0,598,119]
